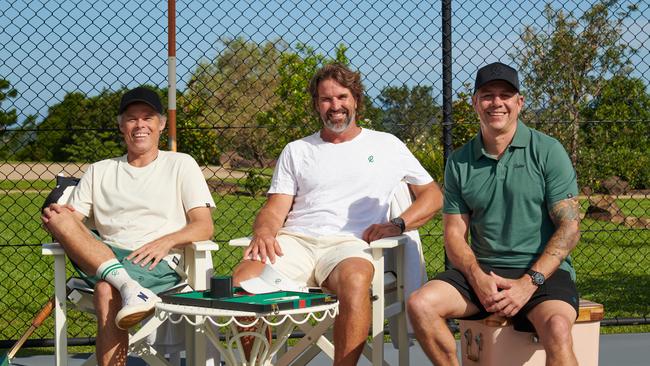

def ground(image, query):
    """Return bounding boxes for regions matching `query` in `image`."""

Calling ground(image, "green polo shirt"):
[443,121,578,279]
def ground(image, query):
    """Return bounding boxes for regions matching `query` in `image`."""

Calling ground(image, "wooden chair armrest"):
[229,237,253,247]
[189,240,219,252]
[42,242,64,256]
[368,235,408,249]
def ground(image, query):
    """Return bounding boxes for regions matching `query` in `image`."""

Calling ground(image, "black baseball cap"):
[474,62,519,94]
[118,87,163,114]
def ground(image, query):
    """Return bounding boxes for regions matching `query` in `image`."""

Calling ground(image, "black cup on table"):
[210,275,233,299]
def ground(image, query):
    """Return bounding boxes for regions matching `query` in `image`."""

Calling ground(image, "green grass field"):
[1,188,649,347]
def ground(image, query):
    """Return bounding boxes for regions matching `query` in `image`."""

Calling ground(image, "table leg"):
[228,322,249,363]
[192,315,207,366]
[128,315,165,345]
[204,322,238,365]
[276,317,335,366]
[266,318,295,357]
[249,322,270,365]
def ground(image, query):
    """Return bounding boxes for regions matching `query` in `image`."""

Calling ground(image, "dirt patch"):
[0,162,246,180]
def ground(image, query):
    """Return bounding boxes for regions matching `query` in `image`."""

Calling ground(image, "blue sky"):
[1,0,648,123]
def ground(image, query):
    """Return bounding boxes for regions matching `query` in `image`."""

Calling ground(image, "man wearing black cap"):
[407,62,581,365]
[42,87,215,365]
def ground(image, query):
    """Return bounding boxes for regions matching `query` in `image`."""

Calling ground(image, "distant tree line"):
[0,0,647,190]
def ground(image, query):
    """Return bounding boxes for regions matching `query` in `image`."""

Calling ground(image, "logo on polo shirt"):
[368,155,374,163]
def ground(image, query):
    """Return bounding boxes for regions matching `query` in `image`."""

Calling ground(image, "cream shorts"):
[271,230,374,287]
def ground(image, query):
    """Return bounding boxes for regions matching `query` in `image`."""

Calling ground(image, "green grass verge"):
[0,179,55,191]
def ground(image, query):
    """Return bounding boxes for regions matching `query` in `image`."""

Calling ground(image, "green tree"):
[513,0,638,164]
[376,84,444,181]
[0,78,18,130]
[18,85,219,164]
[191,41,382,165]
[256,43,351,158]
[0,78,38,160]
[18,89,125,161]
[579,75,650,189]
[449,87,480,149]
[162,90,220,166]
[61,130,123,162]
[377,84,438,143]
[186,37,286,166]
[0,116,36,161]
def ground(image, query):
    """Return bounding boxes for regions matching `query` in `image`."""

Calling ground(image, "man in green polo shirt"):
[407,62,581,365]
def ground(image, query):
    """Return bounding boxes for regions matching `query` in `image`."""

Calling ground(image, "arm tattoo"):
[549,197,581,224]
[544,198,581,261]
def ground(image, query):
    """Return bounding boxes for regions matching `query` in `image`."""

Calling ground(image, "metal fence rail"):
[1,0,649,346]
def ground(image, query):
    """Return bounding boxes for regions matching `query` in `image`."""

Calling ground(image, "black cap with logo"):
[474,62,520,94]
[118,87,163,115]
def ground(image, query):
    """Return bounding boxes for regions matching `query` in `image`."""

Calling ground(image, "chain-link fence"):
[1,0,648,346]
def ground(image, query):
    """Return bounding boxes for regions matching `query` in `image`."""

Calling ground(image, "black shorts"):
[434,264,579,332]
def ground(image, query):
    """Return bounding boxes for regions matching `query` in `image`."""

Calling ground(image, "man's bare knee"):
[409,280,476,322]
[93,282,121,320]
[339,271,372,293]
[409,286,445,316]
[543,314,574,345]
[94,282,118,303]
[408,288,438,318]
[325,258,373,293]
[529,300,577,348]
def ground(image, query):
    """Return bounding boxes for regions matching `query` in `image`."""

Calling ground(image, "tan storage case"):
[459,300,604,365]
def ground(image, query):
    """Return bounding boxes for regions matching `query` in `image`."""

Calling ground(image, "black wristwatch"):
[390,217,406,234]
[526,269,546,286]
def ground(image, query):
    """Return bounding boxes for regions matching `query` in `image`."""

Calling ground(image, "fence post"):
[441,0,453,270]
[168,0,177,152]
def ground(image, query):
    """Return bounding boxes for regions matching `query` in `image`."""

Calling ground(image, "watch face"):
[529,271,545,286]
[390,217,405,233]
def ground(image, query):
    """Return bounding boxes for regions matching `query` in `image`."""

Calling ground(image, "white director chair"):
[42,240,219,366]
[230,181,426,366]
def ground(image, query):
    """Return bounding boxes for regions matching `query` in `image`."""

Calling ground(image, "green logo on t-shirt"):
[368,155,374,163]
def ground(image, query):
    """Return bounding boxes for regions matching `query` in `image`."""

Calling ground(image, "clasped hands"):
[475,271,538,318]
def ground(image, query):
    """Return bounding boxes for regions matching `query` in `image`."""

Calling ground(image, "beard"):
[322,108,355,134]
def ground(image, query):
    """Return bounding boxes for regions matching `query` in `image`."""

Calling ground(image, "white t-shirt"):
[69,150,216,274]
[269,128,433,238]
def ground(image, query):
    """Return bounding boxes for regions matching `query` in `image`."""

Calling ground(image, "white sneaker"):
[115,283,161,330]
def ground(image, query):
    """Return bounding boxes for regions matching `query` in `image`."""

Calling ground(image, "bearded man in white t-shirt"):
[233,63,443,365]
[41,87,215,366]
